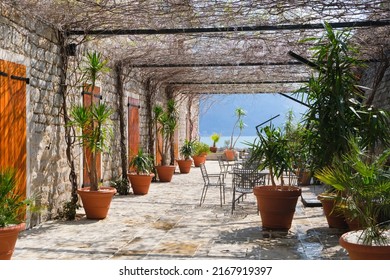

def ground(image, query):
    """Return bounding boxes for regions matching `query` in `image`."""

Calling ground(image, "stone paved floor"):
[13,160,349,260]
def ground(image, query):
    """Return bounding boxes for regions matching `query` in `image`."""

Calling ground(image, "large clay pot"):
[224,149,235,161]
[339,230,390,260]
[176,159,192,174]
[155,165,175,182]
[192,155,206,167]
[209,146,217,153]
[0,223,26,260]
[317,193,348,229]
[128,173,155,195]
[77,187,117,219]
[253,185,301,230]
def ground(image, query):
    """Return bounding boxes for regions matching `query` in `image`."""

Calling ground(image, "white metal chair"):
[199,163,226,207]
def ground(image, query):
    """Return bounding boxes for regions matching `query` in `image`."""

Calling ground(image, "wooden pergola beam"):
[66,20,390,36]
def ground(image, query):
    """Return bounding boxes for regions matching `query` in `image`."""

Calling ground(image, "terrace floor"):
[13,160,349,260]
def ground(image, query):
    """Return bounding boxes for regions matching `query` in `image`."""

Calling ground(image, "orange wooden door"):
[128,98,140,162]
[0,59,27,197]
[82,85,101,187]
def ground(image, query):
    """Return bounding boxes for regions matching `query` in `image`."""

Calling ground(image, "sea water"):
[199,135,258,150]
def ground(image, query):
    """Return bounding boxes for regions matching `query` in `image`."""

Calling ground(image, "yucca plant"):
[153,99,178,166]
[69,51,113,191]
[315,137,390,245]
[245,124,291,187]
[180,139,195,160]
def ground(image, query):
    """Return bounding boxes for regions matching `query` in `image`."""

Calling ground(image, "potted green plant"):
[153,99,178,182]
[245,124,301,230]
[224,107,246,161]
[192,141,210,167]
[209,133,220,153]
[0,168,32,259]
[69,51,116,219]
[176,139,195,174]
[298,23,390,229]
[315,137,390,259]
[127,149,155,195]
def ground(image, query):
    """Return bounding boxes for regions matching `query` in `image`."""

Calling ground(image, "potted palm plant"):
[176,139,195,174]
[0,168,32,259]
[69,51,116,219]
[315,137,390,259]
[225,107,246,161]
[246,124,301,230]
[127,149,155,195]
[192,141,210,167]
[297,23,390,229]
[153,99,178,182]
[209,133,220,153]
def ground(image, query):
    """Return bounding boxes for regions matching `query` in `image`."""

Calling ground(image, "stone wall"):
[0,2,199,227]
[361,54,390,110]
[0,3,70,225]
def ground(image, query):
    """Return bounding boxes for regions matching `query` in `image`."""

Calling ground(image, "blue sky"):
[199,93,308,137]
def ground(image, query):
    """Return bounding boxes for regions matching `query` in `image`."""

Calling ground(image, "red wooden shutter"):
[0,59,27,198]
[82,85,101,187]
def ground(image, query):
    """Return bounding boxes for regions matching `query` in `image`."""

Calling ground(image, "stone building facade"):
[0,3,198,227]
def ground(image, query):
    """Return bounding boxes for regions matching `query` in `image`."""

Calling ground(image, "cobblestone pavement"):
[13,160,349,260]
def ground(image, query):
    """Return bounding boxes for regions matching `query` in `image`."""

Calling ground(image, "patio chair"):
[231,167,266,213]
[199,163,226,207]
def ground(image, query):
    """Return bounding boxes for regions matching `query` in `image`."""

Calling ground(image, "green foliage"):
[180,139,195,160]
[193,141,210,156]
[210,133,221,147]
[0,169,31,227]
[297,22,390,171]
[283,110,313,171]
[69,51,113,191]
[315,137,390,245]
[245,125,291,187]
[111,177,130,196]
[129,149,154,175]
[229,107,246,149]
[153,99,178,166]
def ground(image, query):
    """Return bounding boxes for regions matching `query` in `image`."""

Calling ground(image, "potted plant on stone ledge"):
[246,124,301,230]
[209,133,220,153]
[69,51,116,219]
[176,139,195,174]
[153,99,178,182]
[128,149,155,195]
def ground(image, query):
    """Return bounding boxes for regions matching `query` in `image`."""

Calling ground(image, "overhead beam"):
[169,80,308,85]
[130,61,303,68]
[66,20,390,36]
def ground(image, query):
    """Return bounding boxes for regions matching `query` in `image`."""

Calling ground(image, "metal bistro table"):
[230,167,269,213]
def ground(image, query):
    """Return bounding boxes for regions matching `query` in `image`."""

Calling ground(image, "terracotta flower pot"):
[192,155,206,167]
[176,159,192,174]
[0,223,26,260]
[155,165,175,182]
[339,230,390,260]
[128,173,155,195]
[77,187,117,219]
[253,185,301,230]
[317,193,348,229]
[224,149,235,161]
[209,146,217,153]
